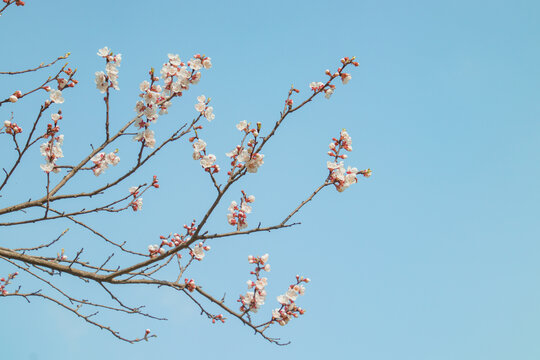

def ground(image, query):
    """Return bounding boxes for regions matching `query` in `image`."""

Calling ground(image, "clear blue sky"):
[1,0,540,359]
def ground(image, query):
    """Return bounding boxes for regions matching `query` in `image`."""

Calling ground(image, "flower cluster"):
[133,128,156,148]
[327,129,371,192]
[148,220,197,257]
[39,113,64,173]
[45,67,77,105]
[194,95,215,121]
[272,275,310,326]
[309,81,325,91]
[0,272,18,296]
[238,254,270,313]
[338,56,358,84]
[226,191,255,230]
[307,56,358,102]
[187,54,212,71]
[90,150,120,176]
[95,47,121,92]
[128,186,144,211]
[226,121,264,175]
[190,133,219,173]
[133,53,211,149]
[184,278,197,292]
[3,120,22,134]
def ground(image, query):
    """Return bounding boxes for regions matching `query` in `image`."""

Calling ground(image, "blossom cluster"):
[225,120,264,174]
[46,67,77,105]
[238,254,270,313]
[90,151,120,177]
[272,275,310,326]
[39,113,64,173]
[0,272,18,296]
[184,278,196,292]
[327,129,371,192]
[147,220,197,257]
[194,94,215,121]
[190,133,219,173]
[226,191,255,230]
[133,53,211,149]
[306,56,358,101]
[95,47,121,92]
[3,119,22,134]
[128,176,157,211]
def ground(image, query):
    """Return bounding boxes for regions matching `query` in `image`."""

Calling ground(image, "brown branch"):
[0,53,70,75]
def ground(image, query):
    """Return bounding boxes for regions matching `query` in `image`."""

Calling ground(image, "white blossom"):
[49,89,64,104]
[200,154,216,169]
[133,129,156,148]
[193,139,207,152]
[97,47,110,57]
[236,120,248,132]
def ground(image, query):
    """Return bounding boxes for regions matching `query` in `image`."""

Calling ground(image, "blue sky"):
[1,0,540,359]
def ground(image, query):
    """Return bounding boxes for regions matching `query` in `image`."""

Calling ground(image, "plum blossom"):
[4,120,22,135]
[148,244,165,257]
[187,57,202,71]
[131,53,213,149]
[227,192,255,230]
[194,95,215,121]
[272,276,310,326]
[202,57,212,69]
[324,87,334,99]
[139,80,150,92]
[190,242,210,261]
[226,122,264,174]
[204,106,215,121]
[195,95,206,112]
[341,72,352,84]
[49,89,64,104]
[97,47,110,57]
[236,120,248,132]
[326,129,369,192]
[238,254,272,314]
[200,154,216,169]
[90,151,120,176]
[245,153,264,173]
[340,129,352,151]
[95,71,108,93]
[185,278,197,292]
[168,53,182,66]
[95,47,121,91]
[309,81,325,91]
[131,197,143,211]
[133,129,156,148]
[193,139,206,153]
[328,161,358,192]
[40,134,64,173]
